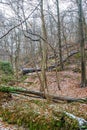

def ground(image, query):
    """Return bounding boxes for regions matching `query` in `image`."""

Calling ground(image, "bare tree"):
[40,0,48,93]
[77,0,86,87]
[56,0,63,69]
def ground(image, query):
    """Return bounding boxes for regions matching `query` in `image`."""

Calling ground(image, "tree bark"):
[56,0,63,70]
[0,86,87,103]
[40,0,48,92]
[77,0,86,87]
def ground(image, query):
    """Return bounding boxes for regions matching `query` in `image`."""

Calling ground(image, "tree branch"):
[0,1,41,39]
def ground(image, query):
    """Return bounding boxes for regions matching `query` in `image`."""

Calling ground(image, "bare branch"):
[0,1,41,39]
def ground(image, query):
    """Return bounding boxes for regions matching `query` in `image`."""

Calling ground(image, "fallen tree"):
[0,85,87,103]
[22,50,80,74]
[64,112,87,130]
[21,68,41,75]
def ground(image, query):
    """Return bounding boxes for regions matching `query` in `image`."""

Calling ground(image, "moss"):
[0,61,13,74]
[0,85,25,93]
[0,101,80,130]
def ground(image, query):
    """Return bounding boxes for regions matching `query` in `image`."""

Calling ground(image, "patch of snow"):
[65,112,87,129]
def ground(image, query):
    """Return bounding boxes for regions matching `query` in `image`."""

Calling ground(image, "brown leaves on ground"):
[0,92,12,104]
[16,68,87,120]
[19,70,87,98]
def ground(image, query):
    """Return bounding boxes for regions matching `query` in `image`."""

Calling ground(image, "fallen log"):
[21,50,80,74]
[0,86,87,103]
[22,68,41,75]
[64,112,87,130]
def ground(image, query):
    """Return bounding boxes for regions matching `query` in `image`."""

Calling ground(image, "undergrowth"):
[0,61,13,75]
[0,99,79,130]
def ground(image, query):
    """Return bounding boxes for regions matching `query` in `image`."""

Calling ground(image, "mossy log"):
[0,86,87,103]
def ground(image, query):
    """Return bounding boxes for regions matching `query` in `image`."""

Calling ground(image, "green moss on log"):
[0,85,25,93]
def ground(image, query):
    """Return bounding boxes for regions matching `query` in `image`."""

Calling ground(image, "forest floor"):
[18,64,87,98]
[0,118,18,130]
[0,64,87,129]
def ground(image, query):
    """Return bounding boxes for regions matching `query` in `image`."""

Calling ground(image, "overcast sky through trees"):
[0,0,71,18]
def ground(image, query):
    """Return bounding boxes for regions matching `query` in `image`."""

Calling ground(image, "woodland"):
[0,0,87,129]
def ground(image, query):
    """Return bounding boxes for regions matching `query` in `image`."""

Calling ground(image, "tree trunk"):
[40,0,48,93]
[77,0,86,87]
[0,86,87,103]
[56,0,63,70]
